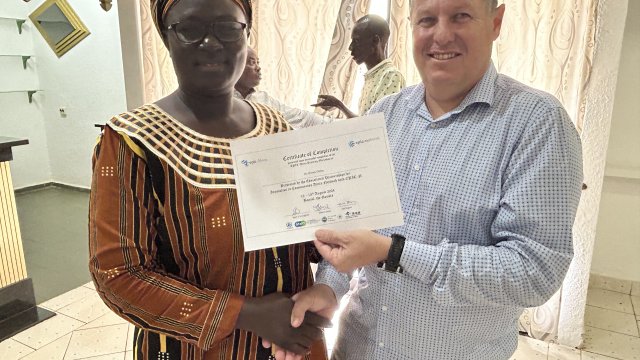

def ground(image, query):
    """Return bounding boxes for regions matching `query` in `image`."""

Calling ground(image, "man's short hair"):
[409,0,498,12]
[355,14,390,42]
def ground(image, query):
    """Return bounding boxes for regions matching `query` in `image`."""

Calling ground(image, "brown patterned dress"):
[89,103,327,360]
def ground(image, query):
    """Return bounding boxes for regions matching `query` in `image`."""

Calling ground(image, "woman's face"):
[164,0,248,96]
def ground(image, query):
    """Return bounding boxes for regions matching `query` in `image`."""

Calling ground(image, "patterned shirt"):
[235,90,334,128]
[89,103,327,360]
[358,59,405,115]
[317,63,583,359]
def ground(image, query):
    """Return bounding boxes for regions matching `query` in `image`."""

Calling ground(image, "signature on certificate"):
[338,200,358,208]
[313,203,331,212]
[291,207,301,216]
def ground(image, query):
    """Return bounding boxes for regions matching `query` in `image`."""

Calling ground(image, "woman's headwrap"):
[150,0,253,37]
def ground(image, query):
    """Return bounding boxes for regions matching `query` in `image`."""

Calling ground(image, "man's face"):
[349,23,375,65]
[410,0,504,96]
[237,47,261,90]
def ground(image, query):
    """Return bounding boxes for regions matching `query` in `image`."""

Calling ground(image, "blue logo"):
[286,222,293,229]
[294,220,306,228]
[241,160,249,167]
[348,141,355,147]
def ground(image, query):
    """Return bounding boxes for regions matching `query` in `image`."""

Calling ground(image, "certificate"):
[230,113,403,251]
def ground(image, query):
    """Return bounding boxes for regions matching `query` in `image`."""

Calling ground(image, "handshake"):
[237,228,392,360]
[236,284,338,360]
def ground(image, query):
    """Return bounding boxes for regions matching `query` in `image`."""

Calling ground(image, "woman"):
[88,0,328,359]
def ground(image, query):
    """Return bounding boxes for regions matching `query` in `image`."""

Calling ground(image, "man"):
[313,14,405,118]
[291,0,583,359]
[235,47,334,128]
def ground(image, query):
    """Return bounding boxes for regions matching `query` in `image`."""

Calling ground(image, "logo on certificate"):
[286,222,293,229]
[240,158,267,167]
[294,220,306,228]
[348,137,381,148]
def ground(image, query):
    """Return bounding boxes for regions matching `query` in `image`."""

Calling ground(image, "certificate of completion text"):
[230,113,403,252]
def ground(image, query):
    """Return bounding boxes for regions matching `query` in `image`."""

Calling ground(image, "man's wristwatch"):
[378,233,405,273]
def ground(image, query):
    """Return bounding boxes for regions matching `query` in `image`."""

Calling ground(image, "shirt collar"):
[364,59,392,78]
[409,62,497,121]
[233,89,244,99]
[457,62,496,110]
[233,88,257,100]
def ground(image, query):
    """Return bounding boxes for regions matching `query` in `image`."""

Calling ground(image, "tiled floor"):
[2,281,639,359]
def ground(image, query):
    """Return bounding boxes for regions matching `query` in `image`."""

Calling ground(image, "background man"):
[313,14,405,118]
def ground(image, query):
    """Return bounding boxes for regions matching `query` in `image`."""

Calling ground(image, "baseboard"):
[589,273,640,296]
[15,182,90,194]
[0,278,55,342]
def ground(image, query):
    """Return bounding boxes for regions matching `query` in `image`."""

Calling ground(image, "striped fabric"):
[89,103,326,360]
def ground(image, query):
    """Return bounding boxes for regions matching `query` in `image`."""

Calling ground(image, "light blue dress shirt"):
[316,63,583,359]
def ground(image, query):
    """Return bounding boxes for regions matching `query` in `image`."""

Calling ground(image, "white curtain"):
[138,0,177,103]
[492,0,598,342]
[251,1,342,110]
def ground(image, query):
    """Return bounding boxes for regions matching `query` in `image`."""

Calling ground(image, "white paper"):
[230,113,403,252]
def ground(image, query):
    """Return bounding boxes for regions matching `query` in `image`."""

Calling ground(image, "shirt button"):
[382,305,388,312]
[378,342,384,348]
[414,164,421,171]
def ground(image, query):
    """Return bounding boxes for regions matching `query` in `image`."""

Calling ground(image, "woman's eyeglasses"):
[167,21,247,44]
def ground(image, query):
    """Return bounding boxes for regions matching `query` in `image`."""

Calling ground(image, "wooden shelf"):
[0,90,42,103]
[0,55,32,69]
[0,17,26,34]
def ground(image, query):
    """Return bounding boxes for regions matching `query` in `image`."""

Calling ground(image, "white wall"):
[0,0,128,189]
[36,0,128,188]
[0,9,51,188]
[591,0,640,282]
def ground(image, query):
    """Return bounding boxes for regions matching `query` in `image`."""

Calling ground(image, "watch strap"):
[378,233,405,273]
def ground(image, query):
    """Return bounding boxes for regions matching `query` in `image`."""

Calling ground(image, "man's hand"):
[311,94,344,110]
[291,284,339,328]
[311,95,357,118]
[314,229,392,273]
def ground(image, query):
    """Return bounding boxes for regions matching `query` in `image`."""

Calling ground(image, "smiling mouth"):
[429,53,460,61]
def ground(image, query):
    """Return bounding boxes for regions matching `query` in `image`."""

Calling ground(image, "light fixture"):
[99,0,112,11]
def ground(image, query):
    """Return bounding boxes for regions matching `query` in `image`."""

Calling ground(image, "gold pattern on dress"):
[179,301,194,317]
[104,268,120,279]
[211,216,227,229]
[100,166,115,177]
